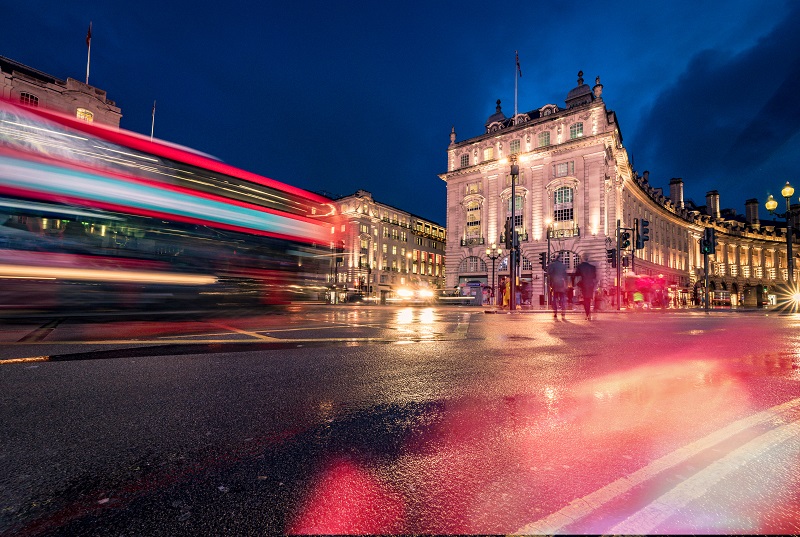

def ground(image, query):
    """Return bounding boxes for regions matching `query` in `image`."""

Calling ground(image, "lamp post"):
[765,181,795,285]
[486,243,503,306]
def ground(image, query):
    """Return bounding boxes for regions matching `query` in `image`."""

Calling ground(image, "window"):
[554,161,574,178]
[392,246,397,255]
[359,224,369,234]
[465,181,481,194]
[483,147,494,161]
[538,131,550,147]
[569,122,583,139]
[460,154,469,168]
[553,186,574,222]
[465,201,481,238]
[507,196,523,228]
[76,108,94,122]
[510,139,520,154]
[20,92,38,107]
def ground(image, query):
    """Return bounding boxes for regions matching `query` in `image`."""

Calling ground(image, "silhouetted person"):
[576,256,598,320]
[547,257,568,320]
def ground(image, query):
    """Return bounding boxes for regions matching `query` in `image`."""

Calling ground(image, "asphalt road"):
[1,306,798,535]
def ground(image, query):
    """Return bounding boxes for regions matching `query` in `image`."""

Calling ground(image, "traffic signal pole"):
[616,220,622,310]
[509,156,519,312]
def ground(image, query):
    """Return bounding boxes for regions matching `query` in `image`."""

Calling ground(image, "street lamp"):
[486,243,503,306]
[765,181,795,284]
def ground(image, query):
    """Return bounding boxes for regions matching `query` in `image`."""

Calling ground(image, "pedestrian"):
[502,278,510,309]
[546,256,568,320]
[576,255,598,320]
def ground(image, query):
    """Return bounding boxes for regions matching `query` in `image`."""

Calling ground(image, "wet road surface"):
[0,306,798,534]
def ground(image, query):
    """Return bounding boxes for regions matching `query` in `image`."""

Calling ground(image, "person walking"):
[546,256,568,320]
[576,255,598,320]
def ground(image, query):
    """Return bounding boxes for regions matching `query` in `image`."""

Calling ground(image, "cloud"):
[630,3,800,210]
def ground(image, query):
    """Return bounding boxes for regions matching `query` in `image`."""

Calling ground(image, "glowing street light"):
[486,243,503,306]
[765,181,795,284]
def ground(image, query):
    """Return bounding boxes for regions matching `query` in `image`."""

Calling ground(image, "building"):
[0,56,121,127]
[331,190,446,303]
[440,71,794,308]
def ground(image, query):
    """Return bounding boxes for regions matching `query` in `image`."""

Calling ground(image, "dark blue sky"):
[4,1,799,225]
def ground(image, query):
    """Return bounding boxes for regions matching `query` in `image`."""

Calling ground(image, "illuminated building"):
[440,71,793,307]
[0,56,121,127]
[333,190,446,303]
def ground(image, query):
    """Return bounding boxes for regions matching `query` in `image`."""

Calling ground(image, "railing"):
[500,232,529,244]
[548,226,580,239]
[461,237,485,246]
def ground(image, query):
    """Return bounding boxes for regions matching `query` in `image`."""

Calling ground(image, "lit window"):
[484,147,494,161]
[20,92,39,107]
[569,123,583,139]
[507,195,523,228]
[510,139,520,154]
[538,131,550,147]
[460,154,469,168]
[553,187,574,222]
[76,108,94,122]
[465,201,481,238]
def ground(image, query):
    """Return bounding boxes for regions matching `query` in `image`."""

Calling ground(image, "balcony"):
[500,231,529,244]
[548,226,580,239]
[460,237,485,247]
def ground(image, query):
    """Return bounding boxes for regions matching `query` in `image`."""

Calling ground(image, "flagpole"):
[85,22,92,85]
[150,100,156,141]
[514,51,518,124]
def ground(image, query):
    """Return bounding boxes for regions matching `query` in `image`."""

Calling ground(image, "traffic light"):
[514,247,521,266]
[620,230,631,249]
[539,251,547,268]
[636,219,650,249]
[504,218,513,249]
[701,227,716,254]
[606,248,617,268]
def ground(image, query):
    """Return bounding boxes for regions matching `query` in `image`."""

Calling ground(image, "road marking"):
[514,397,800,535]
[0,355,50,364]
[608,417,800,534]
[211,323,280,341]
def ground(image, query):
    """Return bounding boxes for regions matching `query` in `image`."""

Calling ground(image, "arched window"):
[458,256,487,273]
[553,186,573,222]
[20,92,39,107]
[465,200,481,239]
[76,108,94,122]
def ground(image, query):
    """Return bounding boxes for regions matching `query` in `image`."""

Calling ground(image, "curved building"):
[440,72,794,308]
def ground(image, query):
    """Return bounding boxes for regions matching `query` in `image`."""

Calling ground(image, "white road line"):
[608,417,800,534]
[514,397,800,535]
[211,323,280,341]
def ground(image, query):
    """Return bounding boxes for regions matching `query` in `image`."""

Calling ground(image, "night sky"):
[4,1,799,225]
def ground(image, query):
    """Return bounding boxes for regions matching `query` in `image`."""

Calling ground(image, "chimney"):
[669,178,684,209]
[745,198,760,228]
[706,190,720,219]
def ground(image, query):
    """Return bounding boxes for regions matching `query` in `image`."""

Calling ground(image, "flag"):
[86,22,92,48]
[516,50,522,78]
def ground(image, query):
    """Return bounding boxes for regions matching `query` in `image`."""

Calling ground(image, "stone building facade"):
[331,190,446,303]
[440,71,794,307]
[0,56,121,127]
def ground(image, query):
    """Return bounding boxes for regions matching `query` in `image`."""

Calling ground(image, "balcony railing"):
[461,237,485,247]
[548,226,580,239]
[500,231,529,244]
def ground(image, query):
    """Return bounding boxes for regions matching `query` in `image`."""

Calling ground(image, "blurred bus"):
[0,98,339,313]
